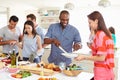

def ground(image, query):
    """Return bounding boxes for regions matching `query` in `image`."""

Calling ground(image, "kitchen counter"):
[0,68,93,80]
[42,48,119,80]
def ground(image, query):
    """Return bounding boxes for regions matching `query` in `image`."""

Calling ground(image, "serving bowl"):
[8,67,19,73]
[1,59,11,64]
[63,70,81,76]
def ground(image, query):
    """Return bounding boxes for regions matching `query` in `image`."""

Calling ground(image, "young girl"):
[75,11,114,80]
[20,20,42,63]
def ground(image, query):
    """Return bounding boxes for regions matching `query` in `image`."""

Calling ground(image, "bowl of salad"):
[63,64,82,76]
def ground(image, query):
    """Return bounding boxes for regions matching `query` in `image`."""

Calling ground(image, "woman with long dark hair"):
[75,11,114,80]
[18,20,42,63]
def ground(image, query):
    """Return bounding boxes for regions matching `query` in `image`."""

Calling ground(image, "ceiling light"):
[64,2,75,10]
[98,0,111,7]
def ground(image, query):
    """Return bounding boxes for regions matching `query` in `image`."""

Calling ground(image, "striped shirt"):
[91,30,114,69]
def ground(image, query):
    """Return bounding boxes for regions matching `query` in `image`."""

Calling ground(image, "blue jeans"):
[34,56,42,63]
[23,55,42,63]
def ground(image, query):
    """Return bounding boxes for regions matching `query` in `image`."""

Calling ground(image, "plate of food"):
[9,70,32,80]
[0,53,8,60]
[63,64,82,76]
[38,77,58,80]
[18,61,30,66]
[1,58,11,64]
[61,53,78,58]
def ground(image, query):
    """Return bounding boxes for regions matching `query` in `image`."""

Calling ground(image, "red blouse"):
[91,31,114,69]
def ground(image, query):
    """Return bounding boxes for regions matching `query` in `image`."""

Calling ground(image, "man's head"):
[26,14,37,27]
[59,10,70,28]
[9,15,19,29]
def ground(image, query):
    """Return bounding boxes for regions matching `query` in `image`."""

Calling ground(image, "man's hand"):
[52,38,60,47]
[44,38,60,47]
[9,40,17,46]
[73,43,82,51]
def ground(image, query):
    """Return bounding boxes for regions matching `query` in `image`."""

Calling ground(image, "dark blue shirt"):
[45,23,82,65]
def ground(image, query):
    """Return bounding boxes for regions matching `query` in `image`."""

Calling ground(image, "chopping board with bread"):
[18,61,61,76]
[18,65,55,76]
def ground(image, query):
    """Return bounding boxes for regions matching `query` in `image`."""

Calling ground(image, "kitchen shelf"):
[39,7,60,29]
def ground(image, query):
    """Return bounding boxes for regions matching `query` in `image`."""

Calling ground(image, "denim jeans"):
[34,55,42,63]
[23,55,42,63]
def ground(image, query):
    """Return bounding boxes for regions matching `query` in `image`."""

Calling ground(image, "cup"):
[58,62,66,71]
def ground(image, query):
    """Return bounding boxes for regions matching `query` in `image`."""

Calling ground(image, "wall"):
[0,2,120,52]
[68,6,120,53]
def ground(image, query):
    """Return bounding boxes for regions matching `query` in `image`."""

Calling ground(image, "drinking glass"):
[58,62,66,71]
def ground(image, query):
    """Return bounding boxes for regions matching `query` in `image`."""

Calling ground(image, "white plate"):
[9,73,33,80]
[18,61,30,65]
[9,74,23,80]
[61,53,78,58]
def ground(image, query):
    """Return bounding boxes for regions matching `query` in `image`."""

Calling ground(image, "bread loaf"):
[0,61,5,69]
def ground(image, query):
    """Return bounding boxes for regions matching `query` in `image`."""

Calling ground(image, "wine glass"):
[58,62,66,72]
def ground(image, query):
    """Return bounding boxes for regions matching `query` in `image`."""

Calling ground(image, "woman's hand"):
[74,54,86,61]
[87,42,92,49]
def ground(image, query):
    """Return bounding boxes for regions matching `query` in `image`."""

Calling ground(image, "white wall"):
[68,6,120,53]
[0,4,120,53]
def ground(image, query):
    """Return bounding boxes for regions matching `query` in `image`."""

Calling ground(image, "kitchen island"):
[0,67,93,80]
[42,48,120,80]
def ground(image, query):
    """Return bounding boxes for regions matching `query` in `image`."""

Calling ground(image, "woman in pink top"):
[75,11,114,80]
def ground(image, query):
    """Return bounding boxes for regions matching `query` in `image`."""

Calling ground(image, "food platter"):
[18,65,55,76]
[0,53,9,60]
[18,61,30,66]
[38,77,58,80]
[9,70,32,80]
[61,53,78,58]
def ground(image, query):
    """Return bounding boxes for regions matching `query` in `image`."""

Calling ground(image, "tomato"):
[45,78,49,80]
[15,74,22,78]
[11,74,17,78]
[38,77,43,80]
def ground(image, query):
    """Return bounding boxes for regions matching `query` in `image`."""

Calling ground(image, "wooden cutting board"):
[18,66,55,76]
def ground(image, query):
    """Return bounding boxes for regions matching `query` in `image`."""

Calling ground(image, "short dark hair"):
[9,15,19,22]
[59,10,69,17]
[26,14,36,21]
[109,27,115,34]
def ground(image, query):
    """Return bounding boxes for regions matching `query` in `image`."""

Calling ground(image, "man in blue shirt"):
[44,10,82,65]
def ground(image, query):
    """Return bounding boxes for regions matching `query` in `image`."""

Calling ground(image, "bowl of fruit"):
[63,64,82,76]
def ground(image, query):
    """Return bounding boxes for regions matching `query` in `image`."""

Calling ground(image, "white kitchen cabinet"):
[39,7,60,29]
